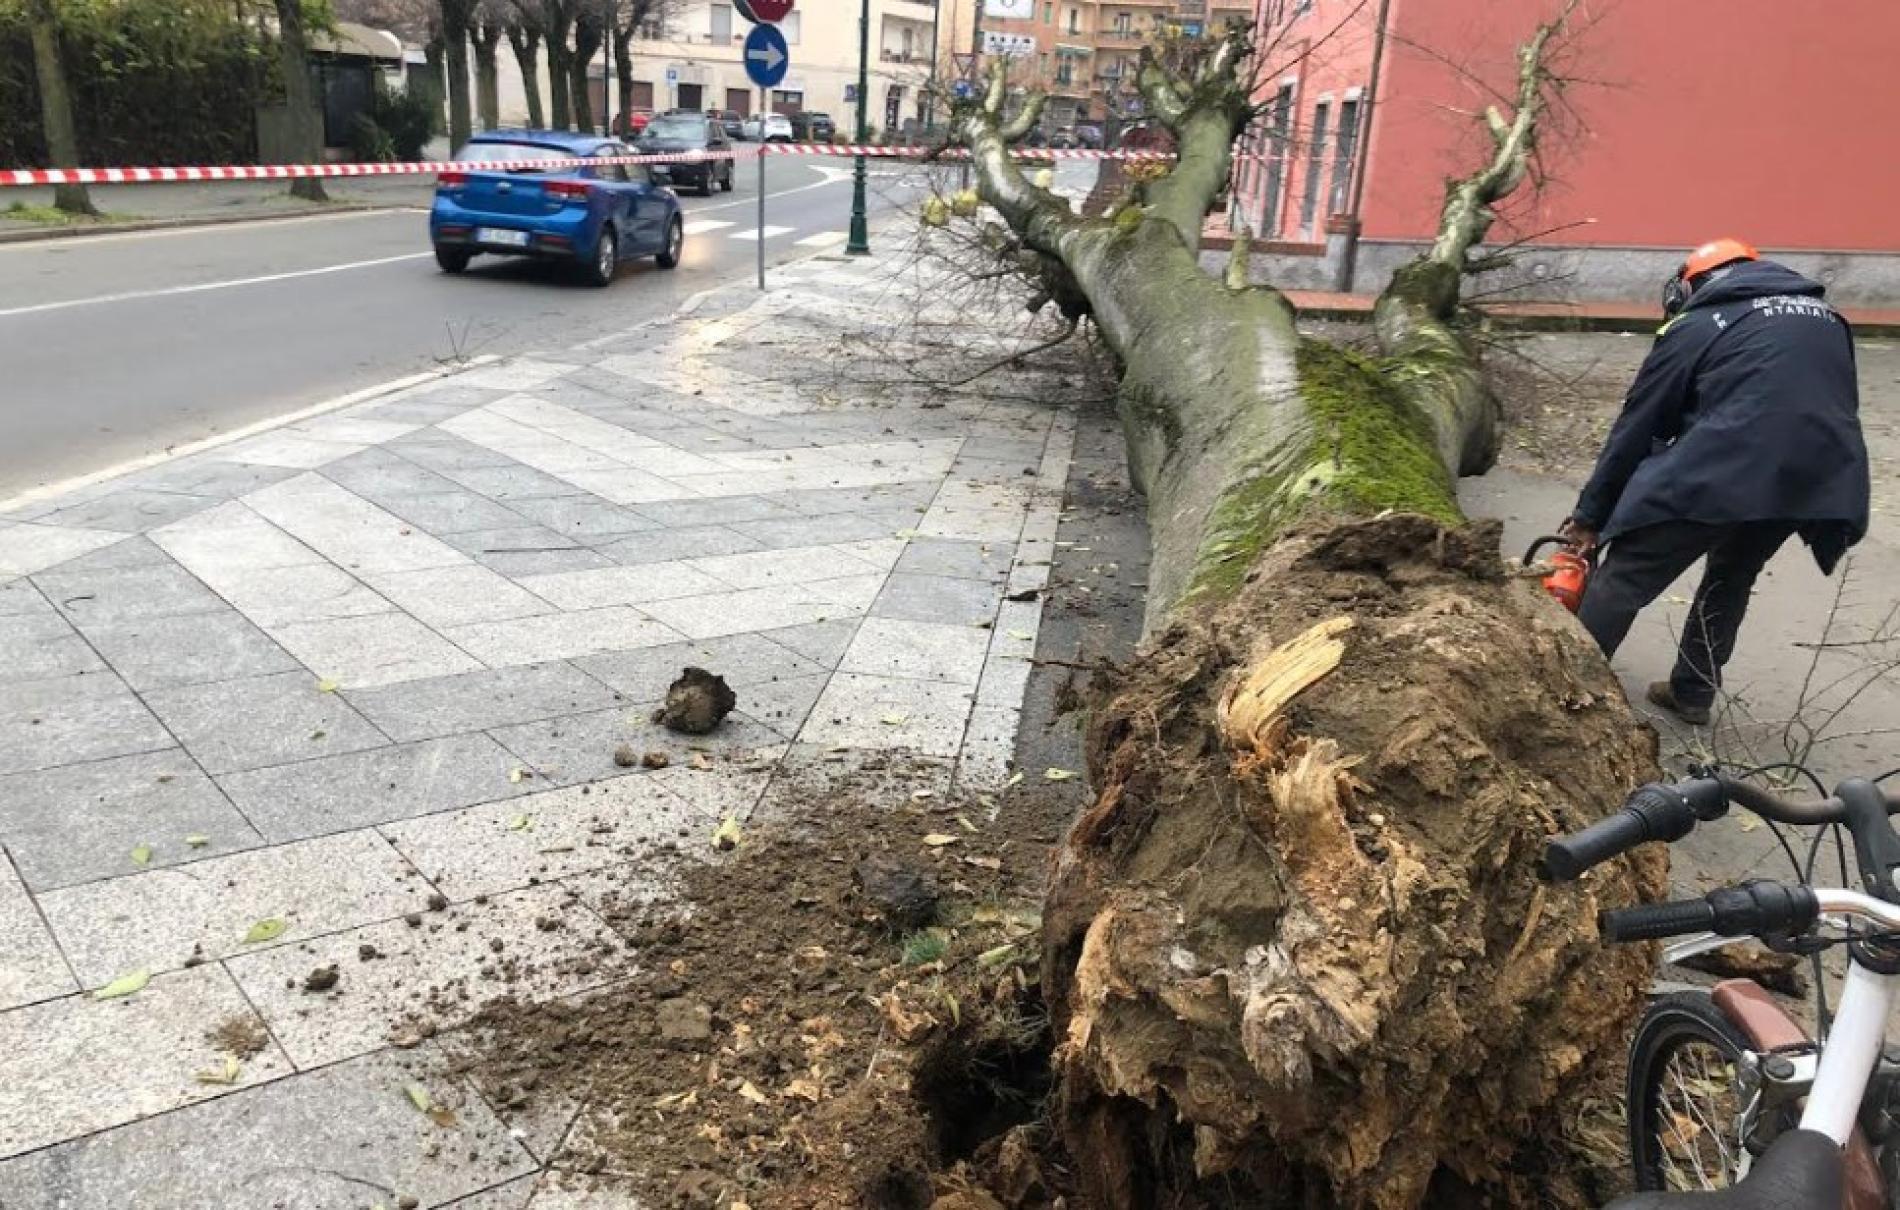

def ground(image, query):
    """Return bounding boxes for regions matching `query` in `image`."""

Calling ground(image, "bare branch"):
[999,93,1046,143]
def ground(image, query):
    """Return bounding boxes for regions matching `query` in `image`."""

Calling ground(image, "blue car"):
[430,130,684,286]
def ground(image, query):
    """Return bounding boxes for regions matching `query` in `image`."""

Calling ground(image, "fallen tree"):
[954,12,1665,1208]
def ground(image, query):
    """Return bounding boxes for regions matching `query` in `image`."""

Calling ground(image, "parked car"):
[635,112,735,196]
[1047,126,1080,149]
[713,109,745,139]
[430,131,684,287]
[741,112,794,143]
[790,111,836,142]
[1074,122,1104,149]
[613,108,653,136]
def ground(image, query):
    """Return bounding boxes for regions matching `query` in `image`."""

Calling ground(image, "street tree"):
[271,0,328,200]
[536,0,572,128]
[608,0,670,134]
[21,0,94,214]
[504,3,544,128]
[471,0,506,130]
[952,8,1657,1207]
[435,0,477,149]
[567,3,600,132]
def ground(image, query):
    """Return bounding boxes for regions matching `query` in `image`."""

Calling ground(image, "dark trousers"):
[1577,520,1797,708]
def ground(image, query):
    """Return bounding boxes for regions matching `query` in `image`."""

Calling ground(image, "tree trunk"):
[440,2,475,152]
[960,18,1659,1209]
[506,22,545,129]
[24,0,94,216]
[423,37,448,136]
[544,6,572,130]
[611,22,634,136]
[473,21,503,131]
[569,11,600,134]
[270,0,326,203]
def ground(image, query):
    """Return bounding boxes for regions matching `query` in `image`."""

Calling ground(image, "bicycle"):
[1543,768,1900,1208]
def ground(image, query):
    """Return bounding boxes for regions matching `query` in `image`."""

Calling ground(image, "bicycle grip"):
[1600,899,1717,943]
[1540,784,1705,882]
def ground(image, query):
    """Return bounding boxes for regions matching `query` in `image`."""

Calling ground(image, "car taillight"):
[545,180,590,200]
[436,170,467,187]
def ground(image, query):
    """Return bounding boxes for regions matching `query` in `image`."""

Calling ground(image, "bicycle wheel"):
[1627,991,1761,1192]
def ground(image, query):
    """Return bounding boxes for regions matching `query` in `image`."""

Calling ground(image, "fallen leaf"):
[1006,629,1034,641]
[184,834,209,849]
[1664,594,1692,606]
[92,970,150,1000]
[1004,772,1024,789]
[880,713,909,726]
[1738,815,1762,833]
[1044,768,1077,782]
[963,855,1003,871]
[405,1082,434,1113]
[507,767,529,784]
[507,814,532,832]
[690,752,712,770]
[977,943,1019,967]
[910,789,936,801]
[242,918,288,945]
[131,843,153,867]
[195,1054,242,1085]
[955,814,976,832]
[652,1089,699,1110]
[921,833,959,847]
[782,1077,822,1102]
[713,816,743,851]
[427,1105,459,1128]
[738,1080,769,1105]
[316,679,339,693]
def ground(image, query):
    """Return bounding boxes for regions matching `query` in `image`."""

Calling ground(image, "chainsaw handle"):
[1523,535,1597,568]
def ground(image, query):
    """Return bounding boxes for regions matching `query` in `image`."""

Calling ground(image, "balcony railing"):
[1093,31,1147,51]
[879,49,927,63]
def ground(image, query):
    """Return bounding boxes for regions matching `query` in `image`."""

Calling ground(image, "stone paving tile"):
[444,524,580,554]
[31,489,221,534]
[441,1175,539,1210]
[382,776,702,899]
[556,466,698,506]
[0,577,50,617]
[502,494,661,540]
[454,358,575,391]
[226,883,625,1069]
[871,571,1006,627]
[439,462,596,501]
[640,763,775,824]
[729,508,919,549]
[955,704,1022,792]
[841,617,991,686]
[597,524,764,566]
[0,853,76,1010]
[799,672,976,758]
[643,579,873,639]
[143,670,388,774]
[369,564,556,628]
[765,480,941,517]
[757,618,861,668]
[0,963,294,1160]
[218,733,527,842]
[752,744,956,822]
[479,545,619,577]
[630,494,799,527]
[0,611,104,684]
[0,1047,536,1209]
[494,702,786,788]
[516,563,731,610]
[446,608,682,667]
[319,447,466,498]
[40,533,174,571]
[149,499,320,579]
[385,432,520,472]
[0,749,263,891]
[210,431,363,469]
[575,632,825,700]
[442,412,624,476]
[37,560,229,625]
[81,610,300,691]
[0,672,174,779]
[287,414,424,446]
[218,563,397,629]
[518,1170,649,1207]
[686,543,885,591]
[0,522,126,576]
[124,457,302,499]
[739,672,831,737]
[801,573,888,613]
[37,829,432,986]
[246,475,469,576]
[346,662,623,743]
[376,489,534,536]
[266,612,484,689]
[975,650,1033,709]
[893,536,1013,582]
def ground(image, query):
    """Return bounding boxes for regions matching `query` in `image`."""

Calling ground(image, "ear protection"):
[1661,269,1692,319]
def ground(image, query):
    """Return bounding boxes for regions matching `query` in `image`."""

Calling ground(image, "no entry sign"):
[734,0,793,23]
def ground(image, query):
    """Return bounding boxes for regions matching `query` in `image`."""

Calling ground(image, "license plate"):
[476,227,530,248]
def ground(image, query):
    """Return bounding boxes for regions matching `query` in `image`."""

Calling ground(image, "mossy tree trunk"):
[271,0,328,202]
[439,0,477,152]
[568,8,600,134]
[24,0,94,215]
[473,17,503,131]
[541,0,573,130]
[505,20,545,129]
[958,13,1660,1209]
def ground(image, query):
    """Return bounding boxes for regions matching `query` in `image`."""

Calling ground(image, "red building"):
[1229,0,1900,303]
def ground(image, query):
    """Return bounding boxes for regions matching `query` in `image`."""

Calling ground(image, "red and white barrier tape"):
[1,142,1173,187]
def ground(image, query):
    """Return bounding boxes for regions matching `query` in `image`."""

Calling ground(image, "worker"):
[1560,239,1870,725]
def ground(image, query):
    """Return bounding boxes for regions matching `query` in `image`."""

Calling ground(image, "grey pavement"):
[0,242,1075,1204]
[0,175,437,239]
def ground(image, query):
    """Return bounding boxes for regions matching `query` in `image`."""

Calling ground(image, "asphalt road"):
[0,156,923,500]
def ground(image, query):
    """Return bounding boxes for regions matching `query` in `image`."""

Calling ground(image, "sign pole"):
[845,0,871,254]
[758,86,768,290]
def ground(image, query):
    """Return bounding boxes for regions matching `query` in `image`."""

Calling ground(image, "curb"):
[0,201,408,245]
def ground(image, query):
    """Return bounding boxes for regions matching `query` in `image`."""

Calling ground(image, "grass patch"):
[901,929,951,967]
[4,201,130,227]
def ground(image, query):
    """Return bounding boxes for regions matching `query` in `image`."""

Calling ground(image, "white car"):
[740,113,794,143]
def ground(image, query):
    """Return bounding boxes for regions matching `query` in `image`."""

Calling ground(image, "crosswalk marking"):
[794,231,848,248]
[730,225,795,241]
[683,219,736,235]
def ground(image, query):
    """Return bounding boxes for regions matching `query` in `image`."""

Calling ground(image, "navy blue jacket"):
[1573,261,1870,573]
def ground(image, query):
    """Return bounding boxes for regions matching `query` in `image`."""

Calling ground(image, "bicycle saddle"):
[1603,1128,1842,1208]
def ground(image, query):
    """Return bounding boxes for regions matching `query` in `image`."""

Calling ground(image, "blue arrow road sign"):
[743,24,789,90]
[952,79,975,100]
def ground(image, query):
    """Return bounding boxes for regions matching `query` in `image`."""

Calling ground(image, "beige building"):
[493,0,977,137]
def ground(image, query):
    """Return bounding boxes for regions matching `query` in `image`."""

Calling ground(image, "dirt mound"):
[1044,514,1667,1209]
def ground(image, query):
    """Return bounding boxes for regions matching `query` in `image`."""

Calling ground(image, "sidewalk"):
[0,176,434,241]
[0,249,1072,1206]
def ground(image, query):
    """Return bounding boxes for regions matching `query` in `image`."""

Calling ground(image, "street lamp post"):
[844,0,872,254]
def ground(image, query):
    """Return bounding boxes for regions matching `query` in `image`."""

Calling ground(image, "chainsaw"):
[1523,536,1596,614]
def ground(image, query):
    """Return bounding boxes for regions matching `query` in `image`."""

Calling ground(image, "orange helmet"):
[1681,237,1759,281]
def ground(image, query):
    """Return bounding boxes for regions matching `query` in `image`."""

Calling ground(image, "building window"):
[1066,6,1079,33]
[1260,82,1293,235]
[1298,99,1329,234]
[709,4,732,42]
[1043,1,1053,20]
[1328,97,1360,218]
[1113,11,1131,34]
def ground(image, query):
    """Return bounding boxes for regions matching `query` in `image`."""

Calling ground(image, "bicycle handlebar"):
[1600,881,1820,944]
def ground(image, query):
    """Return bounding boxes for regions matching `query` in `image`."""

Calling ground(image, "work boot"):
[1646,682,1711,726]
